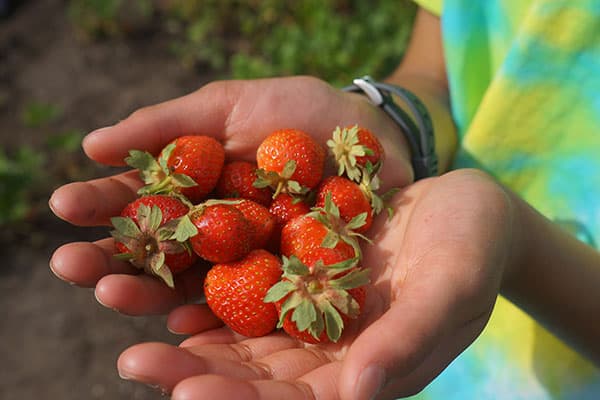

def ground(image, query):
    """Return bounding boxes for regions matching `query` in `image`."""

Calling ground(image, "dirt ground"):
[1,1,215,399]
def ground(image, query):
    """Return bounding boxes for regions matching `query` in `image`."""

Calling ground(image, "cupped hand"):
[48,76,413,314]
[116,169,518,399]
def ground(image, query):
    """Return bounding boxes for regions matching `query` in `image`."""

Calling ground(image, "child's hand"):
[115,169,516,399]
[48,76,414,315]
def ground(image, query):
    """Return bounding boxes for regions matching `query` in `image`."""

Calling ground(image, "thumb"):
[82,81,238,166]
[338,271,463,400]
[338,176,508,399]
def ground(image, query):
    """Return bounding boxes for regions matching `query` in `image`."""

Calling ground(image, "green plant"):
[164,0,416,85]
[66,0,416,84]
[0,130,88,228]
[67,0,155,38]
[0,146,46,225]
[46,130,86,153]
[21,101,62,128]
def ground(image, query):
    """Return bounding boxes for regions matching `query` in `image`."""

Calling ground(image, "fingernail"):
[357,365,386,400]
[118,370,131,380]
[167,325,184,335]
[88,125,114,136]
[83,126,113,147]
[118,373,169,396]
[49,256,75,285]
[94,289,119,312]
[48,195,57,214]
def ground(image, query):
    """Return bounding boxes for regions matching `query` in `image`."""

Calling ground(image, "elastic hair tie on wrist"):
[342,76,438,180]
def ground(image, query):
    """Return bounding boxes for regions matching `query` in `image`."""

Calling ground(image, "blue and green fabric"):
[409,0,600,398]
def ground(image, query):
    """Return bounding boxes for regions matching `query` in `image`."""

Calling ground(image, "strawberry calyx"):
[358,162,400,218]
[308,193,370,258]
[125,144,198,199]
[110,203,189,288]
[264,255,370,342]
[327,125,375,183]
[327,126,400,218]
[253,160,310,198]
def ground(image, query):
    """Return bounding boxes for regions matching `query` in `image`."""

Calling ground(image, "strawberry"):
[126,135,225,203]
[216,160,273,207]
[205,249,283,337]
[327,125,384,182]
[173,201,253,264]
[267,193,311,252]
[316,176,373,233]
[280,191,371,259]
[228,198,276,250]
[264,248,369,343]
[255,128,326,197]
[268,193,312,228]
[279,211,358,260]
[111,195,196,288]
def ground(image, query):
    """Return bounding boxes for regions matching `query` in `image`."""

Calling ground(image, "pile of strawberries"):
[110,125,394,344]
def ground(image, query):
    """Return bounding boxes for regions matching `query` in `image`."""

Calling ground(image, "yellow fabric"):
[412,0,442,15]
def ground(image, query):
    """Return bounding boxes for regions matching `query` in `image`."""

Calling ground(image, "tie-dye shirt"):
[408,1,600,399]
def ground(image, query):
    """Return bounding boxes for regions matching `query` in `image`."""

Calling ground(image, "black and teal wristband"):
[342,76,438,180]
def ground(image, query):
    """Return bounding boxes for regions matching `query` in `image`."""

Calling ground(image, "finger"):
[377,310,491,399]
[182,333,299,362]
[167,304,224,335]
[82,85,235,166]
[172,375,310,400]
[81,76,356,167]
[118,342,277,393]
[171,362,342,400]
[118,335,332,394]
[254,346,333,381]
[338,178,507,400]
[183,340,331,381]
[338,276,458,400]
[50,238,136,287]
[180,326,246,346]
[95,263,206,315]
[49,170,141,226]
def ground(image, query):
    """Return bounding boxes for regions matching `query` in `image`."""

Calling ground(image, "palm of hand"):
[115,171,512,400]
[49,77,513,399]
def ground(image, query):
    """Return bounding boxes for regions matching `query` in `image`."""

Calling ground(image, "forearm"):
[502,190,600,365]
[384,8,458,173]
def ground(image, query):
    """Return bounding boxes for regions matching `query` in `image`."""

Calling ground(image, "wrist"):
[342,76,438,182]
[341,90,414,189]
[384,73,458,173]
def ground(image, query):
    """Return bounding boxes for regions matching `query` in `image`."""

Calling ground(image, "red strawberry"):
[265,248,369,344]
[269,193,311,228]
[216,160,272,207]
[279,212,357,260]
[228,198,276,250]
[184,202,253,263]
[111,195,196,288]
[126,135,225,203]
[205,249,282,337]
[327,125,384,182]
[267,193,311,252]
[255,128,325,197]
[316,176,373,233]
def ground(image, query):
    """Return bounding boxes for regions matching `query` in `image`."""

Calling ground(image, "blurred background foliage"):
[68,0,416,85]
[1,0,416,231]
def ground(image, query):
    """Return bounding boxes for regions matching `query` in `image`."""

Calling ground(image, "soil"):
[1,1,215,399]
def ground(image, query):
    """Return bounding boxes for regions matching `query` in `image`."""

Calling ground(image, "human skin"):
[48,7,600,400]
